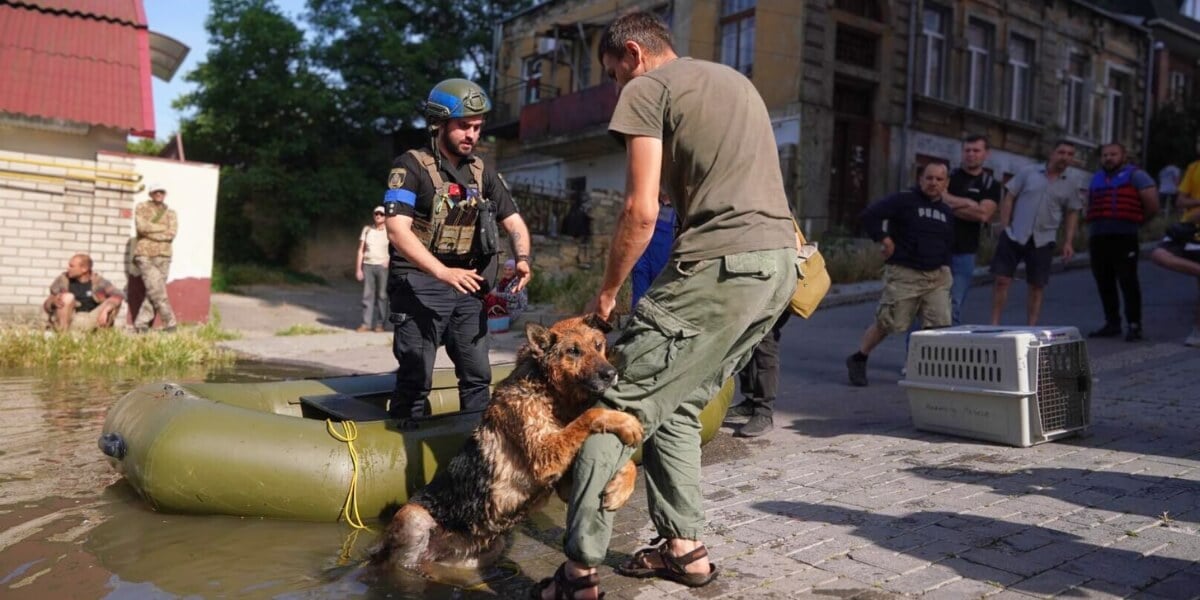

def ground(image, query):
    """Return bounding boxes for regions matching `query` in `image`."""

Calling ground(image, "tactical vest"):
[1087,165,1144,224]
[407,149,493,258]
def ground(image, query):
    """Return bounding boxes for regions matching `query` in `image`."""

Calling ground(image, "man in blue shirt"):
[1085,143,1158,341]
[847,162,955,387]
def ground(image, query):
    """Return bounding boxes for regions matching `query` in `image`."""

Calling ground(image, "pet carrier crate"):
[899,325,1091,447]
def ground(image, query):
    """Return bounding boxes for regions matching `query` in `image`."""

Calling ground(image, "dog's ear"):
[524,322,556,356]
[582,313,613,334]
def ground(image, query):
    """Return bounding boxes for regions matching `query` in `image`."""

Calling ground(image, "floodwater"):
[0,362,556,599]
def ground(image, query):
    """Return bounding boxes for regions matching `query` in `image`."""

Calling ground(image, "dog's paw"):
[587,409,643,447]
[602,460,638,510]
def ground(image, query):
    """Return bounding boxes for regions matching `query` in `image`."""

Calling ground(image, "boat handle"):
[98,432,127,459]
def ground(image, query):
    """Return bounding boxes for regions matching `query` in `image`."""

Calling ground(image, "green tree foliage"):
[126,137,166,156]
[178,0,376,262]
[306,0,531,135]
[1147,103,1200,176]
[177,0,531,264]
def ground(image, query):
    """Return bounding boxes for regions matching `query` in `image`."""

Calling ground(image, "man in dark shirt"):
[381,78,532,419]
[939,135,1002,325]
[43,253,124,332]
[847,162,954,387]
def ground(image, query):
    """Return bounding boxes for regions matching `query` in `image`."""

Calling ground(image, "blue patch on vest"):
[384,188,417,206]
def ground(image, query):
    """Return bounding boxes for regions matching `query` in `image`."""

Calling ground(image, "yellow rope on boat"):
[326,419,371,531]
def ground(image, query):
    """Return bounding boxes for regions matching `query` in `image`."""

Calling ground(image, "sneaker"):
[1185,328,1200,347]
[846,354,868,387]
[735,414,773,437]
[1125,323,1143,342]
[356,325,369,332]
[163,325,177,333]
[1088,324,1122,338]
[727,401,756,418]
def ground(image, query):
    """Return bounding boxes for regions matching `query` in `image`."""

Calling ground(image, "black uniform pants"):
[1089,233,1142,327]
[736,309,791,417]
[388,272,491,418]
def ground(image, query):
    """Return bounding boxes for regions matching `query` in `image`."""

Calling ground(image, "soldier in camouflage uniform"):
[133,182,178,333]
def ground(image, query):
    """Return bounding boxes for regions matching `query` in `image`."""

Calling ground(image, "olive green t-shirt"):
[608,57,795,261]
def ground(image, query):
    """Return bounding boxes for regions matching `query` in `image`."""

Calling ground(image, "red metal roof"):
[13,0,145,25]
[0,1,154,135]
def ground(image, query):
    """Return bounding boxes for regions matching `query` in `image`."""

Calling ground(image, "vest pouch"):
[435,224,475,255]
[478,200,500,256]
[412,218,437,247]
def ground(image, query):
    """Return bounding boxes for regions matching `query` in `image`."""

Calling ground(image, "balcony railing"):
[509,181,573,237]
[519,82,619,143]
[491,78,560,126]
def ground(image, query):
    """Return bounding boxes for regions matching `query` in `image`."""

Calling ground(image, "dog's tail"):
[369,503,436,569]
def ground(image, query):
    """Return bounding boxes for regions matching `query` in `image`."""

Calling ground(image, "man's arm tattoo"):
[508,229,528,257]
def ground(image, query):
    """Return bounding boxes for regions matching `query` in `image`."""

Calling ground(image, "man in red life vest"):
[1085,142,1159,341]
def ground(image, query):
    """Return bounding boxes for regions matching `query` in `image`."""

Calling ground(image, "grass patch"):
[275,324,339,337]
[527,262,632,315]
[213,262,328,293]
[0,324,237,369]
[815,235,886,284]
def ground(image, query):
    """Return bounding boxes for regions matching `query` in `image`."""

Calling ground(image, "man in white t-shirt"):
[356,206,390,331]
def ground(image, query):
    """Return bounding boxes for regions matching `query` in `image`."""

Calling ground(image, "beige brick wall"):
[0,150,138,317]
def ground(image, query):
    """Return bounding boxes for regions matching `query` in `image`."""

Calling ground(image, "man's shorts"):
[876,264,952,335]
[991,232,1056,287]
[45,307,109,332]
[1157,238,1200,264]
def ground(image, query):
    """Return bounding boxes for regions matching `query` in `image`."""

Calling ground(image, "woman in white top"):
[356,206,391,331]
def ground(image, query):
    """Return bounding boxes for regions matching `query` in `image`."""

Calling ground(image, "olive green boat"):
[99,367,733,523]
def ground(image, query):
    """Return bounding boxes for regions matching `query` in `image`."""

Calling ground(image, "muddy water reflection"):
[0,362,556,599]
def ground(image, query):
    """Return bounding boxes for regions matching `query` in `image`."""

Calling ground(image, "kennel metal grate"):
[1035,340,1090,433]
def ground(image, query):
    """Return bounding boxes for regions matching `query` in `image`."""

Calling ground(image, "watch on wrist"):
[516,254,531,264]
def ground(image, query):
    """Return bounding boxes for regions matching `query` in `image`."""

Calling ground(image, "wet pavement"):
[2,260,1199,598]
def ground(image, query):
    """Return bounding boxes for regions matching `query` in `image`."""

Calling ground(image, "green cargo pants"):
[564,247,797,566]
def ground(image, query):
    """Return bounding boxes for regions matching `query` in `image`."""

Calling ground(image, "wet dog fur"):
[370,314,643,571]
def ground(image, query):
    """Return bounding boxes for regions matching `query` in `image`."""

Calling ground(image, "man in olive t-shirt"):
[534,10,798,600]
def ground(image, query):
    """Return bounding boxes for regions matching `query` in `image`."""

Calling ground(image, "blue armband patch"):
[384,188,416,207]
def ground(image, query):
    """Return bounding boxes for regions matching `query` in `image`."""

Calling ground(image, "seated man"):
[43,253,124,333]
[1150,151,1200,347]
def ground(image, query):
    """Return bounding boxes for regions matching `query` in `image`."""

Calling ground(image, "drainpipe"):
[1143,33,1159,168]
[899,0,919,188]
[489,21,501,96]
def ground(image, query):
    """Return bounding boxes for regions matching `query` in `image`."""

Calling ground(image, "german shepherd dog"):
[371,315,644,571]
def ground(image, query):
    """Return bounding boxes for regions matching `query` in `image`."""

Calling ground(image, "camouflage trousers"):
[134,256,177,329]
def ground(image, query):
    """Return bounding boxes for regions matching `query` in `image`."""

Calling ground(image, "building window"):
[720,0,755,76]
[1104,67,1133,143]
[835,25,878,69]
[1008,34,1034,121]
[1066,53,1090,137]
[1170,71,1191,103]
[522,57,542,105]
[917,5,949,99]
[966,19,994,112]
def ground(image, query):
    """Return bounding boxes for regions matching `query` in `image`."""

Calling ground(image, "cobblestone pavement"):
[217,263,1200,599]
[512,264,1200,599]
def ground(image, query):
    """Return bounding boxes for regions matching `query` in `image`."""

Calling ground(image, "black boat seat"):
[299,394,390,422]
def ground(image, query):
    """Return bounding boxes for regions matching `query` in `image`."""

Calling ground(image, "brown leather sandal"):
[528,563,605,600]
[614,536,719,587]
